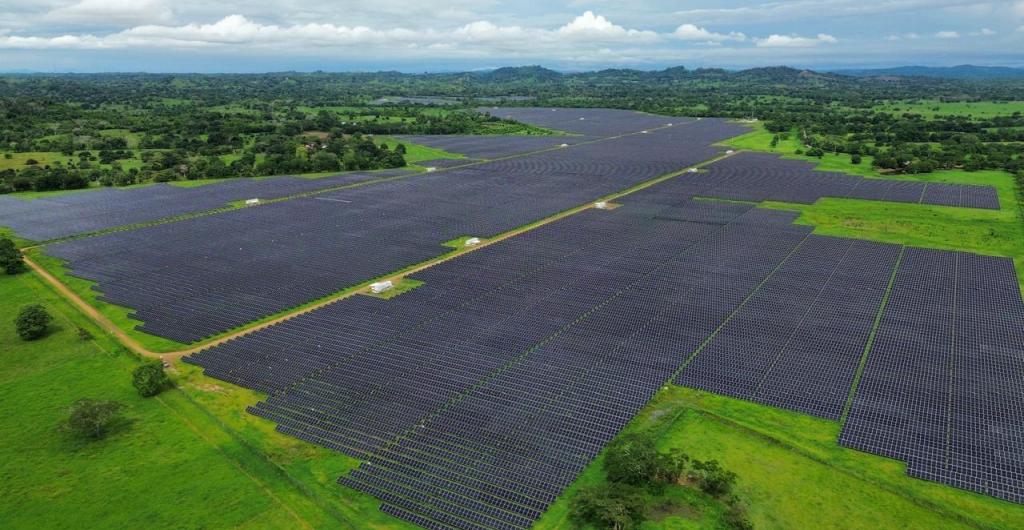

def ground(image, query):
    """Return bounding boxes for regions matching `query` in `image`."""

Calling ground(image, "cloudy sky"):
[1,0,1022,72]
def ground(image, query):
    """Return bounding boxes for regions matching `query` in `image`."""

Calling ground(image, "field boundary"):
[676,401,991,530]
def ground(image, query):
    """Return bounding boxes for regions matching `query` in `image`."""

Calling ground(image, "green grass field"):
[378,137,464,165]
[722,124,881,178]
[0,151,78,170]
[0,271,351,529]
[873,99,1024,119]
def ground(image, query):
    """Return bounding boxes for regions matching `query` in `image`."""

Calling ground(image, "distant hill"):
[478,65,562,82]
[834,65,1024,80]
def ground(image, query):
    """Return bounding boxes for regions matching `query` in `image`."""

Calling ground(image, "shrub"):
[15,304,52,340]
[0,237,24,274]
[691,459,738,497]
[569,483,646,530]
[132,362,172,397]
[64,399,124,440]
[76,327,94,340]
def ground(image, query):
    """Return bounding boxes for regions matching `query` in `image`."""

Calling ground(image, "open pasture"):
[873,99,1024,118]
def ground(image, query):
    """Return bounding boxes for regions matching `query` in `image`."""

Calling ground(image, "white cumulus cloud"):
[755,33,838,48]
[0,12,662,53]
[935,30,960,38]
[672,24,745,42]
[556,11,659,42]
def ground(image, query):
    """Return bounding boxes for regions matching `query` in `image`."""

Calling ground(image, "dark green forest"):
[2,66,1022,193]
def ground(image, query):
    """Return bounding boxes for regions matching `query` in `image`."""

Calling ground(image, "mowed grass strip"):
[0,271,349,529]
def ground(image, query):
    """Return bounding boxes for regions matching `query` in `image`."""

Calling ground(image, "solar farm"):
[5,107,1023,529]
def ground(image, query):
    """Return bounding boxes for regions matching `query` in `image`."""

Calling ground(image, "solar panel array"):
[415,158,482,169]
[840,248,1024,504]
[179,163,1024,527]
[482,107,684,136]
[675,236,901,419]
[46,117,748,343]
[188,194,817,529]
[688,152,1000,209]
[397,136,595,160]
[0,169,410,241]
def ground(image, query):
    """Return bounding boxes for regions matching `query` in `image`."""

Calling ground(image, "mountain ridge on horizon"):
[2,64,1023,80]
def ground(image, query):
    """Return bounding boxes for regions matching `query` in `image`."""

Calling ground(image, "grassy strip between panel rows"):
[839,246,906,423]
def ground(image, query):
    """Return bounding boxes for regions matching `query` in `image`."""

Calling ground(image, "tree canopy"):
[64,398,125,440]
[132,362,172,397]
[15,304,52,341]
[0,237,24,274]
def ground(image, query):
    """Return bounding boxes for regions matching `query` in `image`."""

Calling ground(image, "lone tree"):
[15,304,52,340]
[132,362,172,397]
[0,237,24,274]
[604,432,662,485]
[65,399,125,440]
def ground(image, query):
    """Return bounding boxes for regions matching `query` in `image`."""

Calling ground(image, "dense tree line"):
[1,67,1023,192]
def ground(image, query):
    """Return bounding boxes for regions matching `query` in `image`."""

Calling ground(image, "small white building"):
[370,280,393,294]
[245,198,260,205]
[464,237,482,247]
